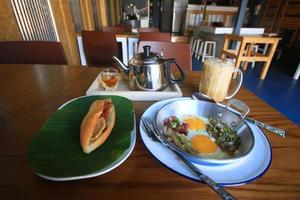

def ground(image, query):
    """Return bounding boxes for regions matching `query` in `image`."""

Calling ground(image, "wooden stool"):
[201,41,216,62]
[192,39,216,62]
[221,35,280,79]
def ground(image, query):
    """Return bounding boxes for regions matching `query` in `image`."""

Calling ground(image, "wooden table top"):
[0,64,299,200]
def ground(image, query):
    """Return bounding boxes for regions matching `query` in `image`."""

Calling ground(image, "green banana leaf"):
[27,95,134,178]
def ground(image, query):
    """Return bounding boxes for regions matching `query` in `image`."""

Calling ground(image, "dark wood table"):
[0,64,299,199]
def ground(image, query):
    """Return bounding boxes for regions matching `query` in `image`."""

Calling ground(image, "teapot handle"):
[164,58,185,84]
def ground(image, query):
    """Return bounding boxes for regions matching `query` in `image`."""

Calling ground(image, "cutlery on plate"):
[192,93,286,138]
[142,116,236,200]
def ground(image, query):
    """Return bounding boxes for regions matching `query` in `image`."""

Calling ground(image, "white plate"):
[36,96,136,181]
[140,98,272,186]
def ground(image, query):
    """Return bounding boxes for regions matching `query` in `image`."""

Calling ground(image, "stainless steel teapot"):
[112,45,185,91]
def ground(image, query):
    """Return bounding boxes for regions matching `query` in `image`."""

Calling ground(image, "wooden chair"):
[101,26,126,34]
[0,41,67,65]
[138,32,171,42]
[82,31,119,66]
[137,41,192,71]
[116,24,131,32]
[138,27,159,32]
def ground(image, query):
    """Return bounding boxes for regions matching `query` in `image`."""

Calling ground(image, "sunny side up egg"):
[183,116,221,156]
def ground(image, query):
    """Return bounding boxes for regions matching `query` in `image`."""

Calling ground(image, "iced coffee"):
[199,58,242,102]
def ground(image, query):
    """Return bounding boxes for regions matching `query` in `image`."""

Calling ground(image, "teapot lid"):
[131,45,164,65]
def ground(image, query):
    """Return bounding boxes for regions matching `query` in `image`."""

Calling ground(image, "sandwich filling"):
[89,101,112,144]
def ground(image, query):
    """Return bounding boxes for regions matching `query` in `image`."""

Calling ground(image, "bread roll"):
[80,99,115,153]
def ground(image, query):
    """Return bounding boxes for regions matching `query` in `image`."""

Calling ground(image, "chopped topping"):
[206,117,240,152]
[163,116,188,135]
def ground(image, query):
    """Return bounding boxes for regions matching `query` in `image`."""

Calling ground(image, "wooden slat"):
[284,5,300,14]
[260,0,283,31]
[0,0,22,40]
[96,0,108,27]
[110,0,116,25]
[80,0,95,30]
[221,50,239,58]
[49,1,80,65]
[115,0,121,25]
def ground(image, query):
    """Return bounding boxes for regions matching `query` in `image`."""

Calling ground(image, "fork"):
[141,116,236,200]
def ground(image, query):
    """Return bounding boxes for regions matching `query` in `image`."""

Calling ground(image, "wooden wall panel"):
[110,0,117,25]
[95,0,122,28]
[96,0,108,27]
[115,0,121,25]
[260,0,282,32]
[0,0,21,41]
[80,0,95,30]
[49,1,80,65]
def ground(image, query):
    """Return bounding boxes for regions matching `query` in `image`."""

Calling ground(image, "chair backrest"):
[138,32,171,42]
[137,41,192,71]
[138,27,159,32]
[82,31,119,66]
[116,24,132,32]
[0,41,67,65]
[101,26,126,34]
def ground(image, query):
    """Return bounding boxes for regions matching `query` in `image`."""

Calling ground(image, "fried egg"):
[163,115,230,159]
[183,115,208,131]
[190,135,218,154]
[183,115,220,155]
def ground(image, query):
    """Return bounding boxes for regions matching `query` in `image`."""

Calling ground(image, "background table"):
[221,35,280,80]
[0,64,299,199]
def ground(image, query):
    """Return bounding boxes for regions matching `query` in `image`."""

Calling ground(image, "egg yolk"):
[191,135,218,154]
[184,116,206,130]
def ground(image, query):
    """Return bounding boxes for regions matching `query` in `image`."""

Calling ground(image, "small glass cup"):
[100,68,119,91]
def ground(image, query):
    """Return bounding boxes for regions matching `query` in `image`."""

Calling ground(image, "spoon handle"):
[245,117,286,137]
[192,93,286,138]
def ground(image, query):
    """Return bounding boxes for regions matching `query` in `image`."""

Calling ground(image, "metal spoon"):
[192,92,286,138]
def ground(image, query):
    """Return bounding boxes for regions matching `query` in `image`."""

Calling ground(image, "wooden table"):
[0,64,299,200]
[221,35,280,80]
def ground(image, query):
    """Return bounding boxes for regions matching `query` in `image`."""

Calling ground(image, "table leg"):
[233,41,246,79]
[260,60,271,79]
[242,43,253,70]
[128,37,138,61]
[76,36,87,66]
[116,37,128,66]
[293,62,300,80]
[221,37,229,59]
[260,41,278,79]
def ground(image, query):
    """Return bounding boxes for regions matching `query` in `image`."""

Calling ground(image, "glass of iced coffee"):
[199,58,243,102]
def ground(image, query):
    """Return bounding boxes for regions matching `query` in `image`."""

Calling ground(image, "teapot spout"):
[112,56,129,74]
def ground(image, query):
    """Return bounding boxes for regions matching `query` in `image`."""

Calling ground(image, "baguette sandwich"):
[80,98,115,154]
